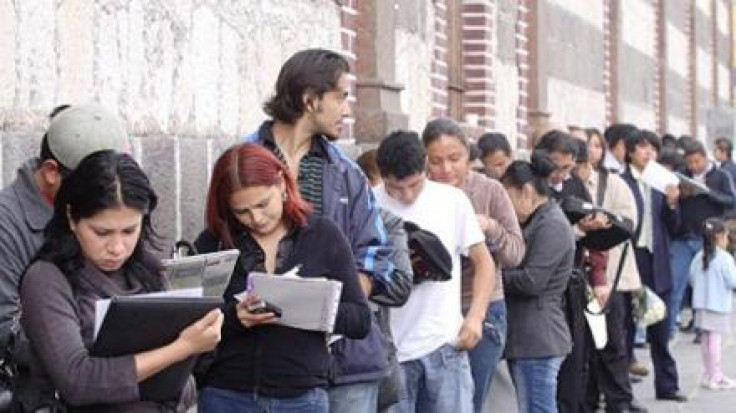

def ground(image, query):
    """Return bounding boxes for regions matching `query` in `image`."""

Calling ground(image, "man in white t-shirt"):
[374,130,495,413]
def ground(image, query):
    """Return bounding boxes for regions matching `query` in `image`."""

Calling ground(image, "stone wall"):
[0,0,733,252]
[0,0,343,250]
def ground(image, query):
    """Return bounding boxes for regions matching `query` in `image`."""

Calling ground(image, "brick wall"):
[462,1,496,129]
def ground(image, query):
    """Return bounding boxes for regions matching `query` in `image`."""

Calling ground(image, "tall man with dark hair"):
[620,130,686,403]
[668,140,735,335]
[374,131,495,413]
[714,137,736,185]
[242,48,405,412]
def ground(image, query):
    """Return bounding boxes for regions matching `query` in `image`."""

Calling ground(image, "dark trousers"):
[633,248,680,397]
[585,293,634,412]
[622,292,636,364]
[557,270,588,413]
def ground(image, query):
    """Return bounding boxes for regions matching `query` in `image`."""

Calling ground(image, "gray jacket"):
[502,201,574,359]
[0,159,52,347]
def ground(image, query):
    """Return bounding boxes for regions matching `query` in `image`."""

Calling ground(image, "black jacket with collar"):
[194,215,371,398]
[676,165,735,236]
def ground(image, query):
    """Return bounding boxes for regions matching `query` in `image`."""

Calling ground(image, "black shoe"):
[656,392,688,402]
[693,331,702,344]
[629,374,643,384]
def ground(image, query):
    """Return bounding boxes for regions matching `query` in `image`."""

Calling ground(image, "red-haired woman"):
[194,143,371,412]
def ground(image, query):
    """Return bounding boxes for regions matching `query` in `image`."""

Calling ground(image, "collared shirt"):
[630,166,653,251]
[693,162,714,185]
[603,152,624,174]
[260,123,326,216]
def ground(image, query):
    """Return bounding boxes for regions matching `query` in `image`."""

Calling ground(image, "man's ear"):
[302,91,317,113]
[39,160,62,188]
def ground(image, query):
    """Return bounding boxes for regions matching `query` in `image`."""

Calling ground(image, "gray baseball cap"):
[46,104,131,169]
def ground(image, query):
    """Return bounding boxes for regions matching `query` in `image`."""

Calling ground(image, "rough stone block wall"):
[617,0,657,130]
[395,0,434,132]
[663,1,691,136]
[535,0,606,129]
[0,0,342,252]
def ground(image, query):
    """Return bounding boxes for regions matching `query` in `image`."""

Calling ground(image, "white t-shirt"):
[374,179,485,362]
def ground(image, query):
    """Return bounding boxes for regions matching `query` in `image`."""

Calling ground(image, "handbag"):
[633,286,667,327]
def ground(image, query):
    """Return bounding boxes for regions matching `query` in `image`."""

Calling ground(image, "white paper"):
[640,161,680,194]
[162,249,239,296]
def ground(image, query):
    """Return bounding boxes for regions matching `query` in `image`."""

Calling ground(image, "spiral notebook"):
[246,272,343,333]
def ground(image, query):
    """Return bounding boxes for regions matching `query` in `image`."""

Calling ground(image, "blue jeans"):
[669,236,702,334]
[328,381,379,413]
[198,387,329,413]
[468,300,507,412]
[390,344,474,413]
[508,356,565,413]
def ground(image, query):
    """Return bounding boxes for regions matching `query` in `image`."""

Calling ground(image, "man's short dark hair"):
[40,104,73,175]
[263,49,350,124]
[376,131,426,179]
[715,137,733,159]
[477,133,511,158]
[624,129,660,163]
[604,123,638,148]
[421,118,468,148]
[683,140,707,158]
[535,130,578,157]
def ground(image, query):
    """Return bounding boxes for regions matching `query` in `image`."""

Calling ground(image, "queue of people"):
[0,47,735,413]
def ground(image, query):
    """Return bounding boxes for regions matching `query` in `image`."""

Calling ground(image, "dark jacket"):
[19,258,195,412]
[244,122,398,384]
[719,159,736,187]
[621,166,681,294]
[195,216,371,397]
[503,201,575,359]
[676,164,735,236]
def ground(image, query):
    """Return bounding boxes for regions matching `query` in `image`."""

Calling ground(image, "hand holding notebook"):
[236,268,343,333]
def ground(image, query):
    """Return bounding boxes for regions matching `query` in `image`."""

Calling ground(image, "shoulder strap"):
[596,169,608,206]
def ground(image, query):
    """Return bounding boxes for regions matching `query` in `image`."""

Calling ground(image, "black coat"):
[194,216,371,398]
[621,166,681,294]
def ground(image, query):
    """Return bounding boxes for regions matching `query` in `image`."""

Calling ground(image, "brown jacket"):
[461,171,526,308]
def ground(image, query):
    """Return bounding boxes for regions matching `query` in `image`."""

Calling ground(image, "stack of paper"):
[161,249,240,297]
[641,161,680,194]
[243,272,343,333]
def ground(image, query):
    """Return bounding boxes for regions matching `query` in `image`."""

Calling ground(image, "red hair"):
[205,143,312,248]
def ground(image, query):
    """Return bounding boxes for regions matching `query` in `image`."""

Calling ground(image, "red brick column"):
[654,0,666,134]
[516,0,531,145]
[461,1,495,129]
[339,0,358,139]
[603,0,619,125]
[432,0,450,118]
[687,1,697,137]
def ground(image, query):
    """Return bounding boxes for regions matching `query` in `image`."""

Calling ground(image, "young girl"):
[689,217,736,390]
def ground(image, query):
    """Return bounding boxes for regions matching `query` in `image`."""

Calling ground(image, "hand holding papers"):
[640,161,680,195]
[235,267,343,333]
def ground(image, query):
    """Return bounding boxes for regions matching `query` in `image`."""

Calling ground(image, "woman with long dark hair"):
[194,143,370,412]
[18,150,223,411]
[500,151,575,413]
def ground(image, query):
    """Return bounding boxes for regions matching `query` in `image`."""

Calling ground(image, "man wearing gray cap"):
[0,104,130,352]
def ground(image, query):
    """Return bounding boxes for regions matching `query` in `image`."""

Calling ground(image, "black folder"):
[90,296,223,402]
